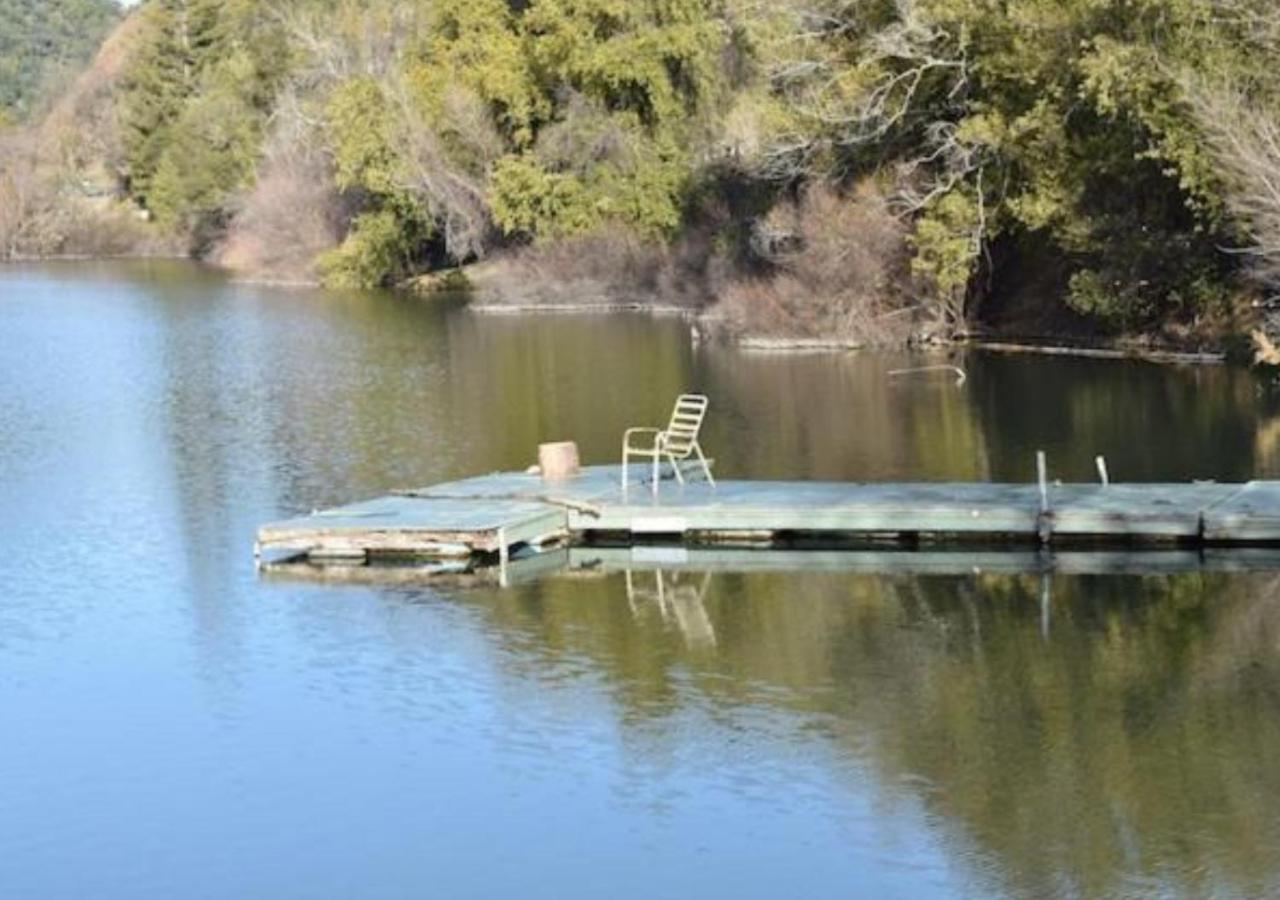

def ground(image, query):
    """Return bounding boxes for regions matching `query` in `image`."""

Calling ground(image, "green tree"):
[758,0,1257,331]
[318,76,433,287]
[146,52,262,241]
[410,0,734,243]
[0,0,119,119]
[121,0,290,240]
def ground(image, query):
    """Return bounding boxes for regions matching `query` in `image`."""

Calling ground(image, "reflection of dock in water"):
[624,568,716,649]
[571,546,1280,576]
[259,545,1280,643]
[259,544,1280,588]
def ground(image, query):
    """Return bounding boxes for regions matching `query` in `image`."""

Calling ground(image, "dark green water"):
[3,261,1280,899]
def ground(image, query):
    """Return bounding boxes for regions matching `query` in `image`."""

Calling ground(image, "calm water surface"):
[3,261,1280,899]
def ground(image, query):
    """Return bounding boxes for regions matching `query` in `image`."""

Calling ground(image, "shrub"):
[475,225,713,308]
[712,181,914,345]
[319,209,415,289]
[217,116,350,283]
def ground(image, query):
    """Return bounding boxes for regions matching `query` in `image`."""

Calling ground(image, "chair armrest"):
[622,427,662,450]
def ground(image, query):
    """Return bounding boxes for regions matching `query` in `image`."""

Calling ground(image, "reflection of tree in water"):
[1252,415,1280,476]
[695,347,990,481]
[441,312,696,472]
[968,354,1280,482]
[454,568,1280,898]
[849,571,1280,898]
[692,346,1280,484]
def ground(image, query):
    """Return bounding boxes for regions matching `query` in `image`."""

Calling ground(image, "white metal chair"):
[621,394,716,494]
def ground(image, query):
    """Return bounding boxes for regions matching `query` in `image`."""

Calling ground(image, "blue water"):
[3,261,1279,899]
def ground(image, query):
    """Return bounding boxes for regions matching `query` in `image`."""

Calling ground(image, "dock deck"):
[256,466,1280,571]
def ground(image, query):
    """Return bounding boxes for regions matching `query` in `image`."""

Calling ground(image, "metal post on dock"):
[1036,450,1052,544]
[1096,455,1109,486]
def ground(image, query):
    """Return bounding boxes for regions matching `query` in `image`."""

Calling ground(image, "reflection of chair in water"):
[621,394,716,494]
[624,569,717,648]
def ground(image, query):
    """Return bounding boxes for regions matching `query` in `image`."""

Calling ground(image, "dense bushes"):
[15,0,1280,347]
[750,0,1266,334]
[476,227,691,308]
[119,0,289,250]
[0,0,119,119]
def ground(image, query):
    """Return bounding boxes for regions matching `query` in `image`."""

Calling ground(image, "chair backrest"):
[662,394,709,457]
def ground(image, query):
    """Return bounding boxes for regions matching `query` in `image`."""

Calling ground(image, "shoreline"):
[2,257,1241,366]
[467,301,1233,365]
[4,251,187,262]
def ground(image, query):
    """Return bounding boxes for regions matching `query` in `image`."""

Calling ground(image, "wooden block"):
[538,441,581,481]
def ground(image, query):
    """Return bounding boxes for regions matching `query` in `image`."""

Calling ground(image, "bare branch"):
[1190,78,1280,289]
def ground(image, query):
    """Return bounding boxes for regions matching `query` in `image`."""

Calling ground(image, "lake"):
[3,260,1280,899]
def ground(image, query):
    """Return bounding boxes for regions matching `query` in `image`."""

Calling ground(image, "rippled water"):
[3,261,1280,899]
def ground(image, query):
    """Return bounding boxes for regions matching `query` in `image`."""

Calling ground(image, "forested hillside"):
[8,0,1280,354]
[0,0,120,120]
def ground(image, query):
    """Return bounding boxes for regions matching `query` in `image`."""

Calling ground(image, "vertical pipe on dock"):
[1036,451,1048,512]
[1096,455,1109,486]
[1036,450,1052,544]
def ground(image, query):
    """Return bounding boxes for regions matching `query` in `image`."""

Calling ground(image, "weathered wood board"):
[571,481,1041,535]
[256,495,567,560]
[1203,482,1280,541]
[1046,483,1242,538]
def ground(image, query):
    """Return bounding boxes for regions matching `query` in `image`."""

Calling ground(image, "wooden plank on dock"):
[256,495,566,559]
[1047,483,1240,538]
[569,481,1043,535]
[1202,481,1280,541]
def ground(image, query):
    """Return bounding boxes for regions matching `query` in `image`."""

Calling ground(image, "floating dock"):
[256,465,1280,575]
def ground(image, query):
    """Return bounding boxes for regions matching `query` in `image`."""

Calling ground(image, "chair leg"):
[621,450,629,492]
[669,452,685,484]
[651,451,660,495]
[694,443,716,487]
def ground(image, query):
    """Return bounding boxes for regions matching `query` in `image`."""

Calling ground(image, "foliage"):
[909,188,983,327]
[0,0,119,119]
[145,51,264,241]
[28,0,1280,345]
[408,0,731,246]
[489,155,596,237]
[488,110,690,239]
[319,209,419,289]
[120,0,289,242]
[410,0,546,147]
[755,0,1269,332]
[318,75,435,287]
[326,77,400,197]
